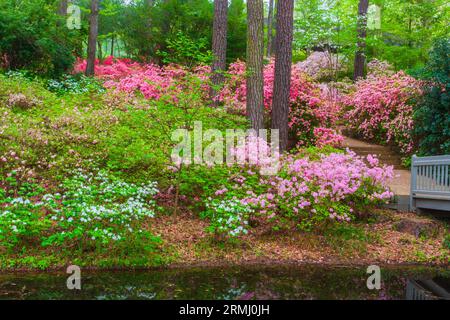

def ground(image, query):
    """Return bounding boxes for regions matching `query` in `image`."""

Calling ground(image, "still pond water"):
[0,265,449,300]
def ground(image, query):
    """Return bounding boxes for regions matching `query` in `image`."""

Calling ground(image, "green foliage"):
[46,74,106,95]
[294,0,449,71]
[0,74,247,185]
[227,0,247,63]
[0,169,162,253]
[201,198,252,239]
[413,38,450,156]
[157,32,212,67]
[444,234,450,250]
[0,0,80,77]
[367,0,449,70]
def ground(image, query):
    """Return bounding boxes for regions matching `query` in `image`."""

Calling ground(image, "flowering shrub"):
[235,150,394,231]
[343,71,422,154]
[0,170,161,250]
[366,59,395,77]
[295,51,345,81]
[73,56,143,80]
[219,59,341,147]
[313,127,344,148]
[201,198,252,239]
[182,148,394,237]
[73,57,344,149]
[73,56,211,101]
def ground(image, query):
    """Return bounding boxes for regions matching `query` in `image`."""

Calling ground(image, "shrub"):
[219,59,340,147]
[413,38,450,156]
[294,51,345,81]
[183,146,394,237]
[0,0,78,77]
[343,70,422,155]
[47,75,106,95]
[0,170,161,252]
[201,198,252,239]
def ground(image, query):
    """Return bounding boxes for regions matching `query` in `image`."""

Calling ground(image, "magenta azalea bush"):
[343,70,422,154]
[74,57,343,149]
[218,59,342,147]
[74,56,210,100]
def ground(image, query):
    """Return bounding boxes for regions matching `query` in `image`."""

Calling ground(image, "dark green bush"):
[0,0,80,77]
[413,38,450,156]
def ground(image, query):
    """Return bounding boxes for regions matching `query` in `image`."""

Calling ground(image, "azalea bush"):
[73,56,211,101]
[295,51,345,81]
[343,66,422,155]
[175,142,394,238]
[219,59,342,147]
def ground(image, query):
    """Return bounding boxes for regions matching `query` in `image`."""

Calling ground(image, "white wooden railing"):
[410,155,450,212]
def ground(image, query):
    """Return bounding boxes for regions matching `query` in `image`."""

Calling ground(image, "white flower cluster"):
[0,170,160,246]
[205,199,252,238]
[43,171,159,243]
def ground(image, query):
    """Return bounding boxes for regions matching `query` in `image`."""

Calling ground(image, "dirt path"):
[342,137,411,210]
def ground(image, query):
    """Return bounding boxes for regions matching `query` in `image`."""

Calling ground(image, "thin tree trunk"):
[271,0,294,152]
[58,0,68,16]
[210,0,228,106]
[353,0,369,80]
[98,40,103,61]
[86,0,99,76]
[266,0,274,57]
[111,35,115,57]
[246,0,265,131]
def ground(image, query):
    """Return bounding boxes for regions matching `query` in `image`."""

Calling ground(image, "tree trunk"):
[266,0,274,57]
[98,40,103,61]
[353,0,369,80]
[271,0,294,152]
[111,35,115,57]
[58,0,68,16]
[210,0,228,106]
[246,0,265,131]
[86,0,100,77]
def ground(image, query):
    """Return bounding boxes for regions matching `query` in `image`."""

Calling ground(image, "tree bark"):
[98,40,103,61]
[210,0,228,106]
[111,35,115,57]
[266,0,274,57]
[86,0,100,76]
[246,0,265,131]
[271,0,294,152]
[58,0,68,16]
[353,0,369,80]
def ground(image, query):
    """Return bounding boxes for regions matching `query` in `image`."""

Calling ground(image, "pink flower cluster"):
[295,51,344,81]
[219,59,328,115]
[73,56,210,100]
[225,150,394,228]
[229,134,280,175]
[343,71,422,154]
[219,59,341,146]
[313,127,344,148]
[73,56,142,80]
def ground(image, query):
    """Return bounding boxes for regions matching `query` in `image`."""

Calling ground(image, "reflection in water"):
[0,265,448,300]
[406,278,450,300]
